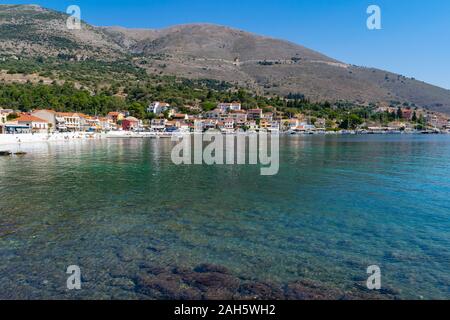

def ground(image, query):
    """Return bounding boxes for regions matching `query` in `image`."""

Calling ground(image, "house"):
[204,108,224,120]
[2,121,31,134]
[107,112,125,123]
[16,114,49,133]
[245,120,258,131]
[260,120,280,132]
[147,102,170,114]
[217,118,235,130]
[98,117,113,131]
[247,109,263,121]
[217,102,241,112]
[56,112,82,131]
[122,116,140,131]
[83,117,102,132]
[227,110,247,124]
[32,109,57,131]
[151,118,167,131]
[283,119,301,131]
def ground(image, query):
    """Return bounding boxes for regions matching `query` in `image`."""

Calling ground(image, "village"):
[1,101,450,137]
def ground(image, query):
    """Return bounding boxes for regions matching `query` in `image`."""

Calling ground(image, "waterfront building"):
[32,109,57,131]
[2,121,31,134]
[98,117,114,131]
[16,114,49,133]
[260,119,281,132]
[151,118,167,131]
[107,112,125,123]
[122,116,141,131]
[56,113,82,132]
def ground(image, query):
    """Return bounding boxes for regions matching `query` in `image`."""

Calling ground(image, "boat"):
[14,152,27,156]
[0,151,12,156]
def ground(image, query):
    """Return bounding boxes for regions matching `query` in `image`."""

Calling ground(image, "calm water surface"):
[0,135,449,299]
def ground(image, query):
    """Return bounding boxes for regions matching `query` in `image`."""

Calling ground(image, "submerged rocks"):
[238,282,285,300]
[284,280,344,300]
[134,263,240,300]
[131,262,398,300]
[135,273,202,300]
[194,263,232,275]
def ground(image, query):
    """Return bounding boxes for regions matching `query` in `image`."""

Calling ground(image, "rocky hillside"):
[0,4,124,59]
[1,4,450,113]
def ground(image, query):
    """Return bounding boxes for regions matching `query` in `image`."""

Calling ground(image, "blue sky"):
[3,0,450,89]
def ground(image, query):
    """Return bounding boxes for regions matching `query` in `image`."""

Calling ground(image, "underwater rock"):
[138,263,167,275]
[202,288,235,300]
[194,263,231,275]
[108,277,136,291]
[135,274,202,300]
[284,280,344,300]
[182,271,240,292]
[238,282,285,300]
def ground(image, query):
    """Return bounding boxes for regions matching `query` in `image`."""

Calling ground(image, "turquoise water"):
[0,135,449,299]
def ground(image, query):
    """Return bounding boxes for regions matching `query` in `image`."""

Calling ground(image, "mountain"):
[1,4,450,114]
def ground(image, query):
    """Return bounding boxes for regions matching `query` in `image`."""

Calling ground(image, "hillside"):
[1,4,450,114]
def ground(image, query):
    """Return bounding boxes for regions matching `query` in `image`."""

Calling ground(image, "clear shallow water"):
[0,135,449,299]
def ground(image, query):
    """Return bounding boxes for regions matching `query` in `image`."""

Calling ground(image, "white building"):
[151,118,167,131]
[32,109,57,131]
[56,112,82,132]
[217,102,241,112]
[16,114,49,133]
[204,109,224,120]
[147,102,171,115]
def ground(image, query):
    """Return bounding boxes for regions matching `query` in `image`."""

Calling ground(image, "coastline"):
[1,130,448,147]
[0,132,106,146]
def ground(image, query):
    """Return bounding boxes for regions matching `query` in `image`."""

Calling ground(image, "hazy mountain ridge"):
[1,4,450,113]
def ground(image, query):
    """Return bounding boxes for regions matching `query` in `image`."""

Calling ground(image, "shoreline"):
[0,132,106,146]
[1,130,448,147]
